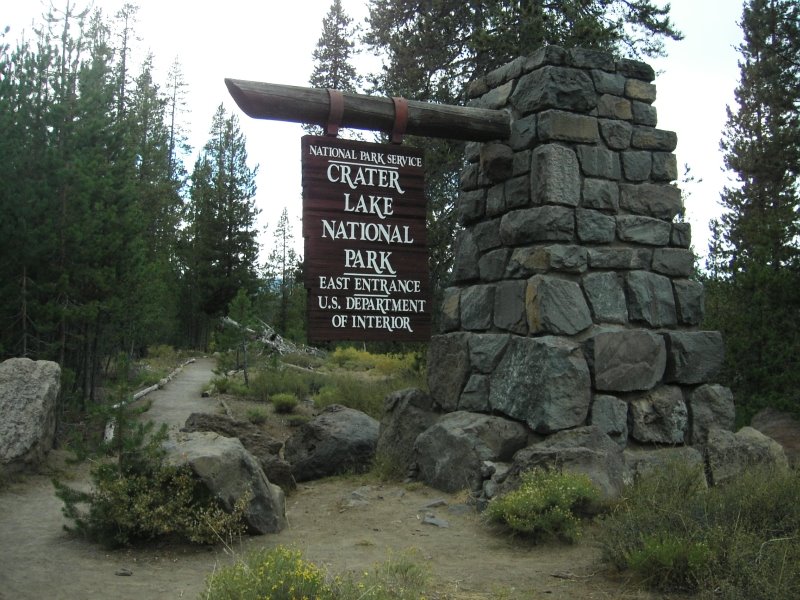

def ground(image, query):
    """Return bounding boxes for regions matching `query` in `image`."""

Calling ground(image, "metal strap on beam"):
[391,96,408,144]
[326,89,344,137]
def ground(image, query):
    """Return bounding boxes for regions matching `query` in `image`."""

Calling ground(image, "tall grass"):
[599,462,800,598]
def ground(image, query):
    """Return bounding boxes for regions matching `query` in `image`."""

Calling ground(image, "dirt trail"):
[0,359,659,600]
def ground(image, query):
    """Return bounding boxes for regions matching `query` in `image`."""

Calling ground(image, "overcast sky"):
[4,0,744,264]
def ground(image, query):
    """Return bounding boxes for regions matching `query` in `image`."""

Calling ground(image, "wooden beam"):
[225,79,510,142]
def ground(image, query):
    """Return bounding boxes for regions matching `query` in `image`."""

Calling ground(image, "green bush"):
[250,368,321,402]
[272,392,299,414]
[599,463,800,598]
[204,546,330,600]
[245,406,269,425]
[485,468,600,542]
[54,420,247,548]
[282,352,326,370]
[203,546,430,600]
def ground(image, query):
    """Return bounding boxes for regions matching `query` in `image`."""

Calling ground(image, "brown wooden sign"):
[302,135,431,342]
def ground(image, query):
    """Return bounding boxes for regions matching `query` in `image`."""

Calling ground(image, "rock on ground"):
[0,358,61,473]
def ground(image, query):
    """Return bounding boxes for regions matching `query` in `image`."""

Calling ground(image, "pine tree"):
[263,208,303,338]
[706,0,800,419]
[182,105,260,347]
[306,0,361,137]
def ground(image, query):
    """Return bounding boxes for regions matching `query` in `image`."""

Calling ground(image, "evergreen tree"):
[263,208,304,339]
[182,105,260,348]
[706,0,800,419]
[306,0,361,137]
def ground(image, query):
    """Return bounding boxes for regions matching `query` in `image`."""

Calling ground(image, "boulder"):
[164,432,287,534]
[662,331,725,385]
[623,445,706,488]
[706,426,789,486]
[589,394,628,446]
[504,426,624,499]
[414,411,528,493]
[284,405,379,482]
[182,412,295,491]
[750,407,800,468]
[376,389,438,473]
[0,358,61,472]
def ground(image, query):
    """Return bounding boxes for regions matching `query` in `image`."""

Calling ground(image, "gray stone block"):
[452,230,480,283]
[625,79,657,103]
[588,247,652,269]
[513,149,531,176]
[472,219,502,252]
[469,333,512,373]
[619,183,683,220]
[623,446,706,487]
[590,394,628,446]
[461,284,495,331]
[689,384,735,446]
[537,110,600,143]
[582,272,628,324]
[486,56,525,87]
[673,279,705,325]
[652,152,678,181]
[706,427,789,486]
[457,188,485,224]
[526,275,593,335]
[568,48,615,71]
[597,94,633,120]
[505,244,589,277]
[471,80,514,110]
[427,333,471,411]
[629,386,688,444]
[591,69,625,95]
[632,101,657,126]
[459,375,491,412]
[577,145,621,179]
[486,183,505,217]
[616,58,655,81]
[599,119,633,150]
[671,222,692,248]
[524,46,568,70]
[464,142,481,163]
[582,179,620,211]
[480,143,514,182]
[510,115,537,150]
[439,287,460,333]
[460,162,479,190]
[584,328,666,392]
[532,144,581,207]
[577,209,616,243]
[652,248,695,277]
[617,215,672,246]
[505,175,530,210]
[489,336,591,433]
[500,206,575,245]
[493,279,528,334]
[662,331,725,385]
[626,271,677,327]
[622,151,652,181]
[478,248,510,281]
[631,127,677,151]
[510,66,597,114]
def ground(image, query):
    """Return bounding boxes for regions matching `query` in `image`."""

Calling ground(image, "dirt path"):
[0,359,660,600]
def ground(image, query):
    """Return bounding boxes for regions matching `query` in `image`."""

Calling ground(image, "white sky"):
[4,0,743,265]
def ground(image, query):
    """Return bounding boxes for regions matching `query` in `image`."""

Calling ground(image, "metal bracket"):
[326,89,344,137]
[391,96,408,144]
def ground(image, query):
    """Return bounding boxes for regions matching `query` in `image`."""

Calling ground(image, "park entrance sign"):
[301,136,431,342]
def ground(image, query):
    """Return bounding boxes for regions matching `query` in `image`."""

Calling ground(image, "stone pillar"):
[428,46,729,448]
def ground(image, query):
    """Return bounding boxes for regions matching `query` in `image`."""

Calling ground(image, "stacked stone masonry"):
[428,46,732,449]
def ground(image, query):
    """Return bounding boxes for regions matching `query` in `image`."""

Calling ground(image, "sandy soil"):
[0,359,665,600]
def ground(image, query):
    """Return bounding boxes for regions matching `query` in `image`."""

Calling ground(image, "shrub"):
[250,368,319,402]
[599,463,800,598]
[54,419,247,548]
[282,352,326,370]
[485,468,600,543]
[203,546,430,600]
[204,546,330,600]
[245,406,269,425]
[272,392,299,414]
